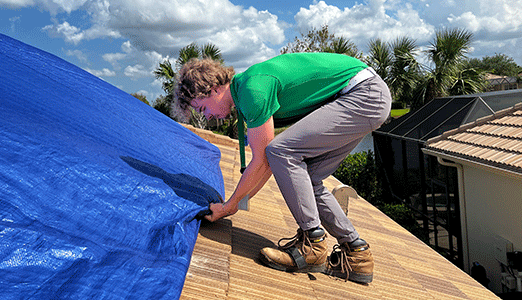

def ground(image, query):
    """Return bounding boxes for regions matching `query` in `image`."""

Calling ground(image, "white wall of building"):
[463,165,522,294]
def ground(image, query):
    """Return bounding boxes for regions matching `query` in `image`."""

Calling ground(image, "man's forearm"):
[226,157,271,209]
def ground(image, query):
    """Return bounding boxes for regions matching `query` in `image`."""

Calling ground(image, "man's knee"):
[265,141,280,163]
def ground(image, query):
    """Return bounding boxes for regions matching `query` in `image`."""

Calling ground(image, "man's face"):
[190,87,231,120]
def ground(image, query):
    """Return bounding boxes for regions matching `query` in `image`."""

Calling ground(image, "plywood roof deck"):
[181,125,499,300]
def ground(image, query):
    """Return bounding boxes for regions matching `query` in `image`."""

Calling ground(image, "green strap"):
[237,111,246,173]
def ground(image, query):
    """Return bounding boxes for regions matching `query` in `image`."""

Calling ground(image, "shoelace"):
[328,244,353,281]
[277,229,313,256]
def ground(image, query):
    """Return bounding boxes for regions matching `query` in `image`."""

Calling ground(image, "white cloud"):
[134,89,161,103]
[43,21,84,44]
[121,41,133,53]
[295,1,434,46]
[10,0,522,97]
[0,0,88,14]
[124,64,151,79]
[102,52,127,68]
[38,0,88,14]
[102,40,166,80]
[42,20,121,45]
[84,67,116,77]
[418,0,522,63]
[36,0,285,69]
[446,0,522,38]
[66,49,88,63]
[292,0,522,66]
[0,0,34,8]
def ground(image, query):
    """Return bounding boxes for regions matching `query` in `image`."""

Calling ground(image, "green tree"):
[154,59,176,96]
[281,25,361,58]
[447,67,488,96]
[465,53,522,77]
[389,37,422,106]
[153,59,178,119]
[178,42,224,129]
[153,42,224,126]
[366,38,393,80]
[153,95,171,117]
[176,42,223,69]
[131,92,150,105]
[415,28,478,108]
[366,37,422,107]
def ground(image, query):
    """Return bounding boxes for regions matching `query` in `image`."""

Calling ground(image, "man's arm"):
[205,117,275,221]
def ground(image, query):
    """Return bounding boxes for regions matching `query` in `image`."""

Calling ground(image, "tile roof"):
[425,102,522,174]
[180,125,499,299]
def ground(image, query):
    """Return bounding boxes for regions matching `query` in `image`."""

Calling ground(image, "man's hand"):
[204,201,238,222]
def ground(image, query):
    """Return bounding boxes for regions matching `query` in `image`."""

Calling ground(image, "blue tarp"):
[0,33,224,299]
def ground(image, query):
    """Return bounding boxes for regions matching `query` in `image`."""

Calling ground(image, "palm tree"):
[366,37,421,107]
[408,28,486,110]
[153,42,224,125]
[423,28,474,103]
[159,42,224,128]
[176,43,200,69]
[154,59,176,95]
[447,67,488,96]
[281,25,361,57]
[176,42,223,70]
[388,37,422,106]
[366,38,393,80]
[324,36,362,58]
[201,43,224,63]
[153,59,179,119]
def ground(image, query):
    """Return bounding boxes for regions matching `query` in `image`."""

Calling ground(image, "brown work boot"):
[260,227,328,273]
[326,238,374,283]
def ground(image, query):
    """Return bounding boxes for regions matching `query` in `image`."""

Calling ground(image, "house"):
[373,90,522,274]
[486,74,521,92]
[424,103,522,295]
[180,125,499,299]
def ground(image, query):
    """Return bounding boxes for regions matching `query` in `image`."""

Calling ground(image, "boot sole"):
[324,268,373,284]
[259,252,326,273]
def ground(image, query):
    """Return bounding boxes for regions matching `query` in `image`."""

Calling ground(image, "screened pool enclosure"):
[373,89,522,268]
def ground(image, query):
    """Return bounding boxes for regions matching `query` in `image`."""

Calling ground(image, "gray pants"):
[265,75,391,244]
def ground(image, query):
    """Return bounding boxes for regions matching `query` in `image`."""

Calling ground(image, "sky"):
[1,0,521,103]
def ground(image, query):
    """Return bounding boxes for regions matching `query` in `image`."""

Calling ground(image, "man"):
[176,52,391,283]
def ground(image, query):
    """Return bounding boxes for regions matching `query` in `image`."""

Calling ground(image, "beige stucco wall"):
[463,164,522,293]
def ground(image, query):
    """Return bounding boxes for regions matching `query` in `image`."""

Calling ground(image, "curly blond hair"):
[176,58,235,110]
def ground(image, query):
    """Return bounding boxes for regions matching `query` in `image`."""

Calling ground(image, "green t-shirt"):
[230,52,368,128]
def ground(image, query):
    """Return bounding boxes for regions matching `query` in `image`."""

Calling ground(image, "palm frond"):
[176,43,201,69]
[330,37,361,58]
[154,59,176,94]
[202,43,223,63]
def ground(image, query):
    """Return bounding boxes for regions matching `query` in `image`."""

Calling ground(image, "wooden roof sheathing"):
[181,125,499,300]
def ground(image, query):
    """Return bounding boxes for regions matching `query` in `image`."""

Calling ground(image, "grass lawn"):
[391,108,410,118]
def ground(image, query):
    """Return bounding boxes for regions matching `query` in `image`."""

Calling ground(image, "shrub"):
[333,151,381,203]
[333,150,430,245]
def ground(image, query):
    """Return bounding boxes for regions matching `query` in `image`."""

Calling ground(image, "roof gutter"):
[422,148,522,182]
